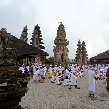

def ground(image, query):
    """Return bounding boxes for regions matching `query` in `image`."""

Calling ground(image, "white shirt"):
[88,69,96,92]
[48,67,53,73]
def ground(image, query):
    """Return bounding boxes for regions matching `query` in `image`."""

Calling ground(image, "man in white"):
[69,71,80,89]
[58,64,62,74]
[32,64,36,74]
[19,64,25,74]
[88,65,96,98]
[43,65,47,79]
[40,66,44,82]
[103,65,108,78]
[55,72,62,85]
[19,65,24,73]
[33,68,40,82]
[63,67,71,86]
[53,65,58,75]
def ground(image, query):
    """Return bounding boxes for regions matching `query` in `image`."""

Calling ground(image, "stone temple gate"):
[53,22,69,65]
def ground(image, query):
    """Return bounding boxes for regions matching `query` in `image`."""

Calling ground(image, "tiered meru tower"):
[53,22,69,65]
[75,40,88,65]
[20,25,28,43]
[30,24,45,49]
[29,24,46,63]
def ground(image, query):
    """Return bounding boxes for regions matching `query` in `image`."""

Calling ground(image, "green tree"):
[45,56,54,65]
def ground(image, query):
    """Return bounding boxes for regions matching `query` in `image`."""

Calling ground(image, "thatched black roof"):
[12,36,49,56]
[90,50,109,60]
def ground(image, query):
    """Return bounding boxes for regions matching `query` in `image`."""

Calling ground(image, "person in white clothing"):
[19,64,27,74]
[51,74,56,83]
[33,68,40,82]
[48,65,53,78]
[32,64,36,74]
[69,71,80,90]
[63,67,70,86]
[19,65,24,73]
[58,65,62,74]
[88,65,97,98]
[63,76,70,86]
[65,67,71,78]
[103,65,108,78]
[53,65,58,75]
[43,65,47,79]
[39,66,44,83]
[55,73,62,85]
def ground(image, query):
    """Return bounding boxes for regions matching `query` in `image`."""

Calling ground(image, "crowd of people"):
[19,63,109,99]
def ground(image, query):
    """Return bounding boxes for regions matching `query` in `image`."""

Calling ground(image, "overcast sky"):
[0,0,109,59]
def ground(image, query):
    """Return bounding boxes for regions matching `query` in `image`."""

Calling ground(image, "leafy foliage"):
[45,56,54,65]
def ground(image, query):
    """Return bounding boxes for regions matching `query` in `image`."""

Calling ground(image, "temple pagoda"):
[75,40,88,65]
[20,25,28,43]
[30,24,45,49]
[30,24,46,63]
[81,41,88,64]
[75,40,82,65]
[53,22,69,65]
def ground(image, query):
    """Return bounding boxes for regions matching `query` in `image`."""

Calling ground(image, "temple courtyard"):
[19,72,109,109]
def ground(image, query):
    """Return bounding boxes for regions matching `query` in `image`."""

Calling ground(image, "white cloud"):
[0,0,109,59]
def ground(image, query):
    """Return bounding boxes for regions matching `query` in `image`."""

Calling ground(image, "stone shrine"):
[53,22,69,65]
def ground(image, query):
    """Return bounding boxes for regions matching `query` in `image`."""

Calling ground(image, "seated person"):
[51,74,56,83]
[55,73,62,85]
[63,76,70,86]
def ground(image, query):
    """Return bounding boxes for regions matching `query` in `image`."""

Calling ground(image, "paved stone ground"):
[19,72,109,109]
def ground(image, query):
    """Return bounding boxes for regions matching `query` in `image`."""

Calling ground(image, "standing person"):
[39,66,44,83]
[48,65,53,79]
[55,72,62,85]
[33,68,40,82]
[43,65,47,79]
[53,65,58,75]
[19,65,24,73]
[19,64,27,74]
[32,64,36,75]
[103,65,108,80]
[106,67,109,91]
[63,67,70,86]
[88,65,97,99]
[69,70,80,90]
[58,64,62,74]
[29,63,33,77]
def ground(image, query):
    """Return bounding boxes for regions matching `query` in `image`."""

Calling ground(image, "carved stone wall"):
[0,28,30,109]
[0,28,17,66]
